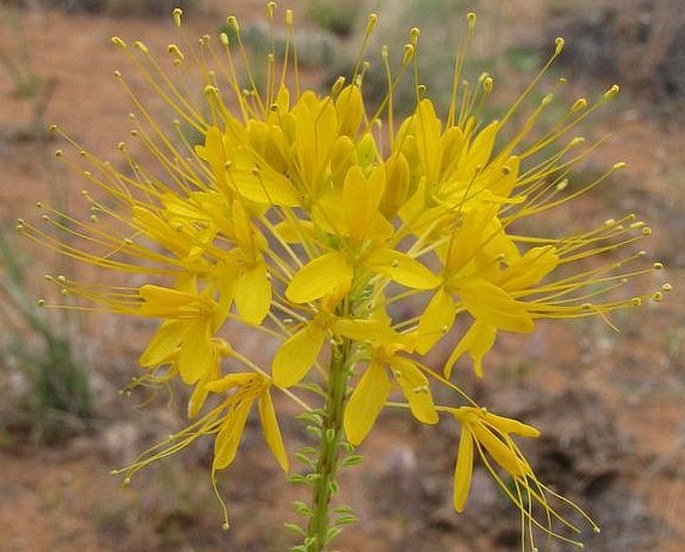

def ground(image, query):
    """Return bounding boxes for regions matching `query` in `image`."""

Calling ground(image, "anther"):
[642,227,652,236]
[114,70,122,79]
[331,76,345,95]
[220,32,229,46]
[366,13,378,34]
[652,262,663,270]
[409,27,420,45]
[173,7,182,28]
[251,166,261,176]
[402,44,415,65]
[48,124,58,132]
[37,299,46,307]
[631,297,642,306]
[285,9,293,26]
[483,76,493,92]
[555,37,565,54]
[570,136,585,147]
[556,179,568,191]
[572,98,587,112]
[167,44,184,61]
[54,149,63,157]
[267,1,276,19]
[227,15,240,32]
[662,283,672,292]
[467,12,477,29]
[542,93,554,106]
[612,162,627,170]
[134,41,148,53]
[221,522,230,530]
[111,36,126,48]
[604,84,620,98]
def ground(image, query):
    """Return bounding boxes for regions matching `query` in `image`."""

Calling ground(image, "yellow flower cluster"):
[18,5,668,549]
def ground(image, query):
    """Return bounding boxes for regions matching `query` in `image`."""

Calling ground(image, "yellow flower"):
[206,373,289,475]
[338,318,439,445]
[19,5,668,546]
[451,406,599,549]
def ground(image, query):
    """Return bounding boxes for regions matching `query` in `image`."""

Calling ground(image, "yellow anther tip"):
[613,162,627,170]
[172,7,182,27]
[227,15,239,32]
[605,84,620,98]
[402,44,415,65]
[652,262,663,270]
[572,98,587,112]
[555,37,565,54]
[662,283,672,292]
[467,12,477,29]
[111,36,126,48]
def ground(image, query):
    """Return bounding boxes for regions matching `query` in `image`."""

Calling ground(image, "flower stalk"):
[306,334,353,551]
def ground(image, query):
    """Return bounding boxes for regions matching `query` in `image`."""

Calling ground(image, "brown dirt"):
[1,1,683,551]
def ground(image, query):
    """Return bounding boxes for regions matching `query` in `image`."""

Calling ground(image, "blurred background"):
[0,1,683,551]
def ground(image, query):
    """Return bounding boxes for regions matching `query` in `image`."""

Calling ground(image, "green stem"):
[305,335,352,551]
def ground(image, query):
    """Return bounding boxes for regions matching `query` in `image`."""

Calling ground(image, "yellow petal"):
[177,320,212,385]
[285,251,352,303]
[335,85,363,137]
[258,391,289,472]
[272,321,326,388]
[483,412,540,438]
[363,249,441,290]
[234,262,271,325]
[444,320,497,379]
[416,288,457,354]
[457,279,534,333]
[332,318,399,344]
[471,422,527,477]
[453,426,474,512]
[343,164,386,242]
[344,359,392,446]
[213,401,252,471]
[139,319,183,366]
[390,356,439,425]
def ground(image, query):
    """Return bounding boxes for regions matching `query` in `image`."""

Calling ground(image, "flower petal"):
[453,426,474,513]
[177,320,213,385]
[344,359,392,446]
[285,251,352,303]
[416,287,457,354]
[213,401,252,471]
[272,321,326,388]
[363,249,441,290]
[234,262,271,325]
[390,356,439,425]
[258,390,289,472]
